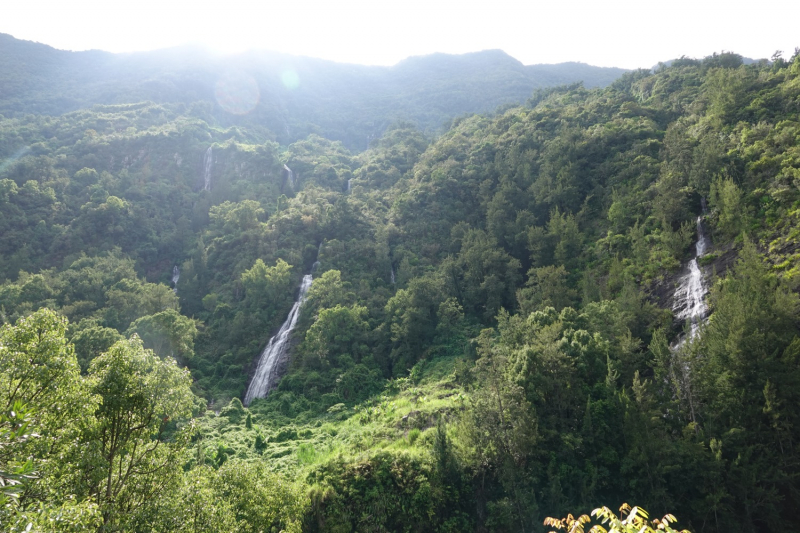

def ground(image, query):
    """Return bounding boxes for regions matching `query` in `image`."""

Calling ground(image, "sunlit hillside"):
[2,41,800,532]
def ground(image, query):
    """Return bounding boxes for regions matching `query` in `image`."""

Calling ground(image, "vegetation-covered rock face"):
[2,44,800,531]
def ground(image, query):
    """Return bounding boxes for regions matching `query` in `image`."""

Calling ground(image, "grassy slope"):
[196,356,465,475]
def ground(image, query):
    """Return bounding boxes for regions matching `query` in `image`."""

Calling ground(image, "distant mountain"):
[0,34,628,149]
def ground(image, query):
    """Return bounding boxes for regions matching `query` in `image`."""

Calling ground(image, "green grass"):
[193,356,469,475]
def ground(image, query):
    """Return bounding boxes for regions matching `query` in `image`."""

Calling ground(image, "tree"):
[304,305,369,365]
[136,466,237,533]
[548,208,582,271]
[209,200,264,235]
[517,265,576,314]
[303,270,353,315]
[103,277,179,331]
[385,276,444,375]
[0,401,38,517]
[0,310,94,481]
[240,258,294,314]
[213,460,304,533]
[0,310,100,531]
[461,329,538,532]
[689,239,800,528]
[0,310,90,425]
[454,229,521,320]
[709,176,746,239]
[126,308,198,363]
[80,336,196,529]
[71,320,124,371]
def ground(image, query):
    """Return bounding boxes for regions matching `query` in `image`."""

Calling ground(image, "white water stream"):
[203,147,213,191]
[171,265,180,294]
[244,274,313,405]
[668,207,711,424]
[284,164,294,189]
[672,211,711,345]
[244,242,322,405]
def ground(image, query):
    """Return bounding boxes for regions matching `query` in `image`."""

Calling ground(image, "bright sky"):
[3,0,799,69]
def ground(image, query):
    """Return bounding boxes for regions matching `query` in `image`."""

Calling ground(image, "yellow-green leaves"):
[546,504,691,533]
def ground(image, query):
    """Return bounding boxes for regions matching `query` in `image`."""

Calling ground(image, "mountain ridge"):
[0,33,628,149]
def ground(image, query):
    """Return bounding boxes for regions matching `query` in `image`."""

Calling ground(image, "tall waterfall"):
[390,267,396,285]
[244,242,322,406]
[171,265,180,294]
[203,146,213,191]
[347,179,352,193]
[244,275,313,405]
[672,207,711,344]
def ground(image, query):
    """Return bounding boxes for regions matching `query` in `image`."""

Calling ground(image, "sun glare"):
[2,0,799,68]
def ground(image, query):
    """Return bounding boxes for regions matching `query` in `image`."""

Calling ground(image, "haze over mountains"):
[0,33,627,149]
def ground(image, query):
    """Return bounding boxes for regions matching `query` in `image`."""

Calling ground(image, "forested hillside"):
[0,33,626,150]
[2,46,800,532]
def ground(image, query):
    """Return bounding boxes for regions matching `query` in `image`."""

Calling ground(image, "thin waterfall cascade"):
[171,265,180,294]
[203,146,213,191]
[390,267,396,285]
[244,275,313,406]
[244,242,322,406]
[284,164,294,189]
[347,179,352,193]
[672,213,711,344]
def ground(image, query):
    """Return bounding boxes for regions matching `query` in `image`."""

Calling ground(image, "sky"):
[3,0,799,69]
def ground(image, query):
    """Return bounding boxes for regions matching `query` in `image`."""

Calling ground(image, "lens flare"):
[280,70,300,89]
[215,71,260,115]
[0,146,30,175]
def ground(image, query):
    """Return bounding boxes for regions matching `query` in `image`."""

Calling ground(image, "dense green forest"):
[2,39,800,532]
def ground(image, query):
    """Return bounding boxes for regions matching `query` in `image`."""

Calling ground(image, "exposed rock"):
[648,240,738,336]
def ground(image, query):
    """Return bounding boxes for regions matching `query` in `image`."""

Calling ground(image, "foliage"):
[2,47,800,532]
[0,310,100,530]
[213,460,305,533]
[80,336,196,529]
[545,503,690,533]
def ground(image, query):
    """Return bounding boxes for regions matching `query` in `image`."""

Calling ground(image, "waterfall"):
[171,265,180,294]
[390,267,396,285]
[244,242,322,406]
[311,242,322,273]
[284,164,294,189]
[203,146,213,191]
[672,208,711,345]
[244,275,313,406]
[347,179,352,193]
[668,205,711,425]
